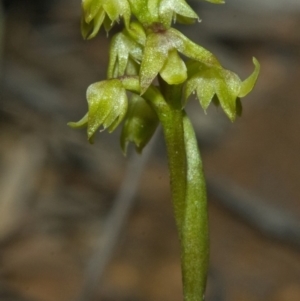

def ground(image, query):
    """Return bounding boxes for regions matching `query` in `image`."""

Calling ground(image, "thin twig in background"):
[76,129,160,301]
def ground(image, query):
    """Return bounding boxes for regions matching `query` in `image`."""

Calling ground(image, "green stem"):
[121,77,208,301]
[145,85,187,235]
[148,86,208,301]
[121,77,187,234]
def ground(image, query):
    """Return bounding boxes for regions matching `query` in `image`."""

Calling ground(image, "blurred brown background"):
[0,1,300,301]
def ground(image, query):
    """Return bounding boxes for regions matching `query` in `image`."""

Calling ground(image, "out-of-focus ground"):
[0,1,300,301]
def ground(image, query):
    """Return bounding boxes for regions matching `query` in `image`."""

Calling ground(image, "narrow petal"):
[215,69,241,121]
[82,9,105,40]
[82,0,103,23]
[126,21,146,46]
[128,0,158,25]
[103,1,120,23]
[167,28,221,67]
[238,57,260,98]
[196,78,215,111]
[68,113,88,129]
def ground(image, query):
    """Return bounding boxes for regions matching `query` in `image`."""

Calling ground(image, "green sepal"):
[147,0,160,21]
[238,57,260,97]
[175,14,199,25]
[82,0,103,23]
[159,0,199,28]
[81,9,105,40]
[103,0,131,29]
[121,94,159,154]
[126,21,146,46]
[108,31,143,78]
[128,0,159,25]
[86,79,128,142]
[140,32,171,94]
[168,28,221,67]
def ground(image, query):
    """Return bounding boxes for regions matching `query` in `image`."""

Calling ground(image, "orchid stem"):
[147,83,209,301]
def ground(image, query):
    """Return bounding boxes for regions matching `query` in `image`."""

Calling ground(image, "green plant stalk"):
[160,108,208,301]
[155,81,187,236]
[121,77,208,300]
[148,87,208,300]
[122,78,187,235]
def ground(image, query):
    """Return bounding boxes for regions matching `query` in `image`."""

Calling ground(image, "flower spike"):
[72,1,260,300]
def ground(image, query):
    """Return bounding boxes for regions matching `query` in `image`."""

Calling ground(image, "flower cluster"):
[71,0,260,151]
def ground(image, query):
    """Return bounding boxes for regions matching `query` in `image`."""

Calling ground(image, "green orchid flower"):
[81,0,131,39]
[68,79,128,142]
[184,57,260,121]
[140,27,220,93]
